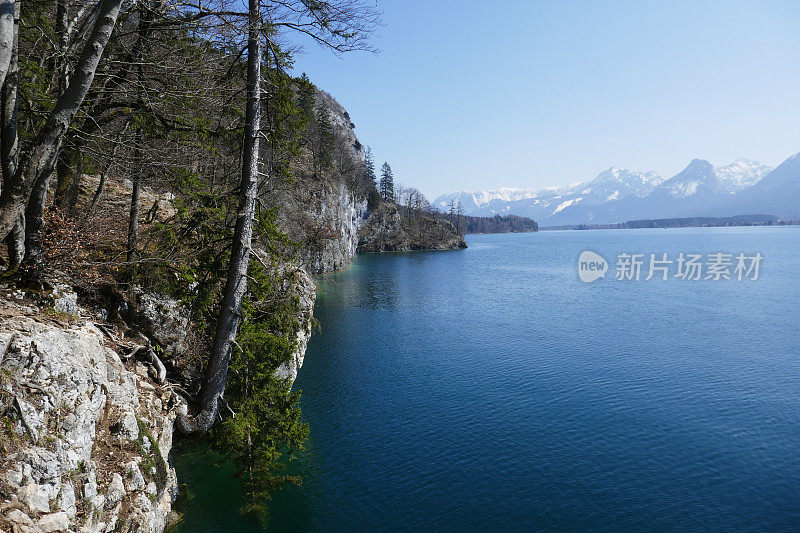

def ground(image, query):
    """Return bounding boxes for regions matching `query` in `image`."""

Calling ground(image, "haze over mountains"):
[433,152,800,226]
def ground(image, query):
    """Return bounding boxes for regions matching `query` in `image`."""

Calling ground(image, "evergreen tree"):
[380,161,394,203]
[313,104,335,177]
[364,146,376,187]
[297,72,316,126]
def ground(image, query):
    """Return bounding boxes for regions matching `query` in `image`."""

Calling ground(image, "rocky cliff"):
[273,181,369,274]
[267,89,370,275]
[0,259,315,533]
[357,204,467,253]
[0,86,458,533]
[0,285,185,533]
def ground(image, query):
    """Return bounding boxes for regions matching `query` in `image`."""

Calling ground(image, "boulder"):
[110,413,139,440]
[19,483,51,514]
[124,461,146,493]
[105,473,126,505]
[37,511,70,532]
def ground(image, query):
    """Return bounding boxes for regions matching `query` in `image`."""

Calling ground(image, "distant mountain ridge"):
[432,154,798,225]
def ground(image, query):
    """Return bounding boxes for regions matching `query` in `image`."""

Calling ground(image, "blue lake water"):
[174,227,800,532]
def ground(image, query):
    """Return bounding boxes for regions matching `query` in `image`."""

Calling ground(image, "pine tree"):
[364,146,376,187]
[313,104,335,177]
[297,72,316,126]
[380,161,394,203]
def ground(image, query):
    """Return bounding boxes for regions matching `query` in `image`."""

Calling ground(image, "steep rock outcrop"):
[267,89,369,275]
[285,182,368,274]
[357,204,467,253]
[273,264,316,383]
[0,289,185,533]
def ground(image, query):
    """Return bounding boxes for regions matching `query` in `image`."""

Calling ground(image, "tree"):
[178,0,379,435]
[0,1,13,90]
[297,72,315,124]
[0,0,125,266]
[178,0,263,434]
[364,146,376,187]
[127,0,160,263]
[380,161,394,203]
[312,103,334,177]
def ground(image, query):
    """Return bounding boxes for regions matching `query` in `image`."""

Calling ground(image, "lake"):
[174,227,800,532]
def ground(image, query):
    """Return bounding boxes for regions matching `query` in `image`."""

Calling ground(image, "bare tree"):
[127,1,161,262]
[0,0,125,264]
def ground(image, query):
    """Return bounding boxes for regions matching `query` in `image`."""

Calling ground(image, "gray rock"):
[15,397,43,441]
[141,434,151,455]
[5,463,24,486]
[104,515,118,532]
[145,482,157,495]
[106,473,126,505]
[37,511,70,532]
[2,293,187,531]
[124,460,146,493]
[7,509,36,527]
[58,481,77,518]
[83,480,97,500]
[21,448,60,485]
[273,266,316,385]
[92,494,106,511]
[52,284,79,316]
[20,483,51,514]
[133,290,189,356]
[111,413,139,440]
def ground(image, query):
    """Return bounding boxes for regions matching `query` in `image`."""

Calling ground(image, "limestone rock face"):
[273,265,317,384]
[356,203,408,252]
[0,295,185,533]
[275,181,369,274]
[357,203,468,253]
[128,288,190,357]
[267,89,370,275]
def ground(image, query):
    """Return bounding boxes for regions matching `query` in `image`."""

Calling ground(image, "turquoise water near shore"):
[174,227,800,531]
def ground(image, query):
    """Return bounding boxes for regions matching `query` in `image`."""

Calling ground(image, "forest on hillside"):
[0,0,385,521]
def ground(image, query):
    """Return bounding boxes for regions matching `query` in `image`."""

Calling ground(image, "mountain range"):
[433,153,800,226]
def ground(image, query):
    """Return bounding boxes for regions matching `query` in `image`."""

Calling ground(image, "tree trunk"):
[0,0,19,266]
[127,157,140,261]
[23,171,48,265]
[88,172,106,217]
[0,0,13,91]
[127,2,157,262]
[0,0,123,245]
[23,0,72,267]
[178,0,261,433]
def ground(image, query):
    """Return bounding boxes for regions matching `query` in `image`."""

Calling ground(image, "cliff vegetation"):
[0,1,469,531]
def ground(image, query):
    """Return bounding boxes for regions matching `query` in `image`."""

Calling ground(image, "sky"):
[288,0,800,199]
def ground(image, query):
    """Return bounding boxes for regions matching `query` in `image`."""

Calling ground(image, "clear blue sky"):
[289,0,800,199]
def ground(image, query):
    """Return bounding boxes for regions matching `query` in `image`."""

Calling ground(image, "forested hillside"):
[0,1,460,530]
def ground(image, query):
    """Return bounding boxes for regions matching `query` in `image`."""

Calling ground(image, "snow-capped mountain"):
[434,168,666,219]
[578,167,667,202]
[432,156,785,225]
[715,158,772,191]
[659,159,721,199]
[717,152,800,218]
